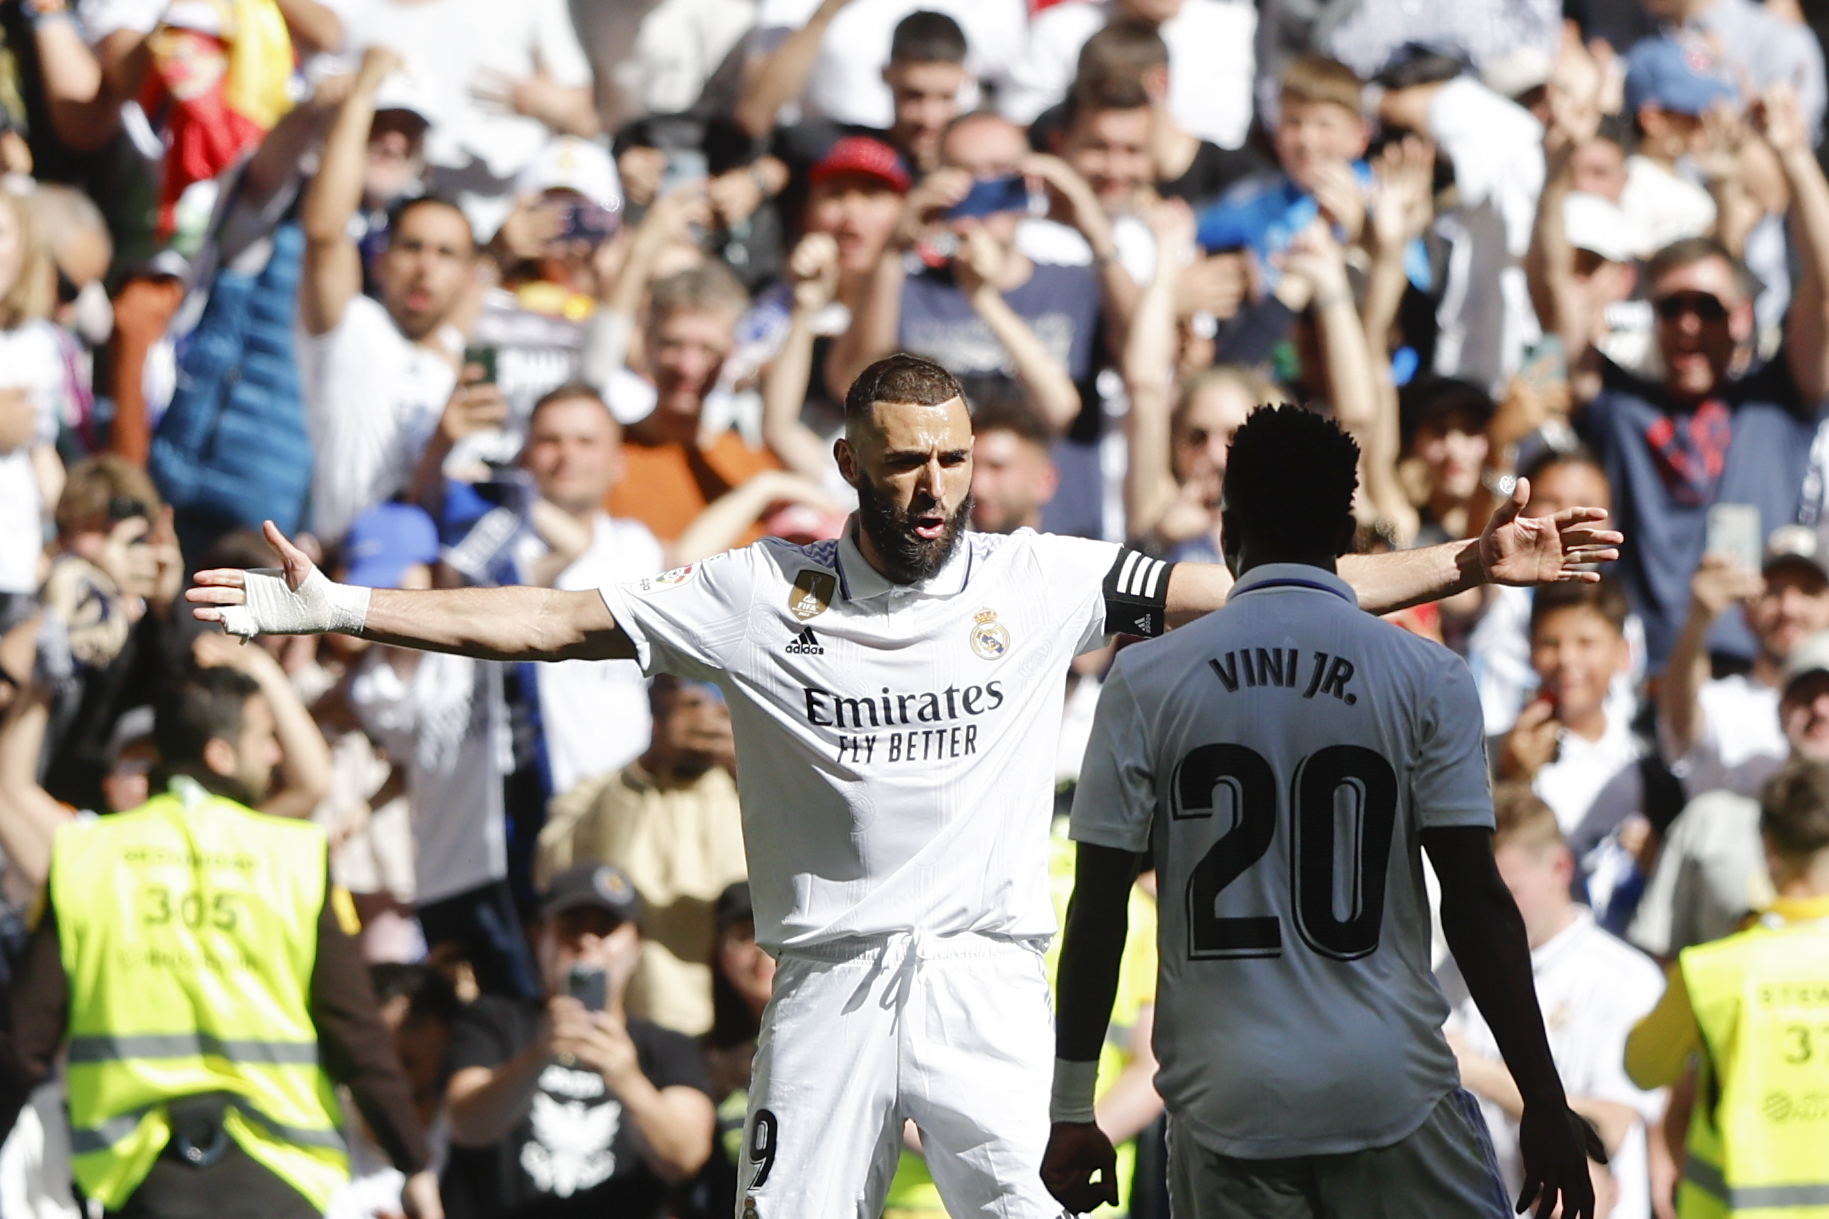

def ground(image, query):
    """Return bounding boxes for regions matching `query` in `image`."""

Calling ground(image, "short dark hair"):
[369,962,461,1025]
[386,194,475,252]
[1075,18,1168,85]
[1761,758,1829,861]
[154,667,260,770]
[1529,578,1630,638]
[1645,236,1756,300]
[969,383,1055,449]
[529,382,618,429]
[1222,405,1360,556]
[1399,375,1495,450]
[1061,73,1153,131]
[890,10,967,64]
[844,353,965,422]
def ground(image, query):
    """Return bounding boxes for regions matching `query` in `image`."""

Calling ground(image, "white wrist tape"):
[1050,1058,1100,1125]
[218,568,371,639]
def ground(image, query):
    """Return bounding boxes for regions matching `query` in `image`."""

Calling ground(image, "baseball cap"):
[541,863,644,925]
[373,71,434,128]
[1624,35,1737,116]
[515,136,623,214]
[809,137,912,195]
[1784,629,1829,690]
[342,503,440,590]
[1764,523,1829,581]
[1481,47,1553,102]
[1564,192,1644,264]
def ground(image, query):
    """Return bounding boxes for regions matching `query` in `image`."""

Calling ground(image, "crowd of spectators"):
[1,0,1829,1214]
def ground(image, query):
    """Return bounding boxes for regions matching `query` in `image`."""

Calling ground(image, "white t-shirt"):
[1664,673,1785,800]
[0,323,67,595]
[516,513,666,798]
[750,0,1027,131]
[1620,157,1716,256]
[349,650,511,906]
[1000,0,1256,150]
[1070,563,1495,1158]
[1532,712,1642,841]
[345,0,594,234]
[298,295,457,543]
[1440,909,1667,1219]
[598,525,1125,949]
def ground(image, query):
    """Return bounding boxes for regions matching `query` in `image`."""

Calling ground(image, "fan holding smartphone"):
[442,864,716,1211]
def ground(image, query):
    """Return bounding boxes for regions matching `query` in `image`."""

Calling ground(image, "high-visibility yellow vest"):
[1678,912,1829,1219]
[49,779,348,1212]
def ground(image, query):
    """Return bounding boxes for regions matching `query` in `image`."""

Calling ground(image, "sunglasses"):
[1654,291,1730,323]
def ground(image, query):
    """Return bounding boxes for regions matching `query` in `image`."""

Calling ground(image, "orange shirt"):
[606,429,780,544]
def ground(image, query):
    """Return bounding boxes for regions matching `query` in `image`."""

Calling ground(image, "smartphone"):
[560,200,618,244]
[1518,335,1568,392]
[659,148,709,196]
[567,964,608,1012]
[1705,503,1763,572]
[945,174,1029,221]
[462,344,497,385]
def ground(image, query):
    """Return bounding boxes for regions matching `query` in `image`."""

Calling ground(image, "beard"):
[855,473,972,585]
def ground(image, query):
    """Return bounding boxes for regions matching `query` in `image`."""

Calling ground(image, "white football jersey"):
[1071,563,1495,1159]
[599,526,1154,950]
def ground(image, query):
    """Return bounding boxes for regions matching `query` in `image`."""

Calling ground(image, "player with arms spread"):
[1044,406,1606,1219]
[188,358,1617,1218]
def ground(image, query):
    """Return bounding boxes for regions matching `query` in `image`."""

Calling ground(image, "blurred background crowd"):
[1,0,1828,1214]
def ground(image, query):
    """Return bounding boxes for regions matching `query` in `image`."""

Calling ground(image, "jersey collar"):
[1766,894,1829,925]
[835,518,973,603]
[1228,562,1358,608]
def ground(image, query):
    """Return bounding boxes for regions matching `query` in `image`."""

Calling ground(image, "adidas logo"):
[786,626,825,655]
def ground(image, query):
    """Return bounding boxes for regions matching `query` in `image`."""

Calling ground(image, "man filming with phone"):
[443,862,716,1219]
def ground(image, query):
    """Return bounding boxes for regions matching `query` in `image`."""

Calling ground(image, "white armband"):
[218,568,371,639]
[1050,1058,1100,1125]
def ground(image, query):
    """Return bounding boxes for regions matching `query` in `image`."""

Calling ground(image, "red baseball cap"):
[809,137,912,195]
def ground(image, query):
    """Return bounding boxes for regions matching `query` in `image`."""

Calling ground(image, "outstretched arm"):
[1425,826,1605,1219]
[1164,478,1622,624]
[187,523,634,663]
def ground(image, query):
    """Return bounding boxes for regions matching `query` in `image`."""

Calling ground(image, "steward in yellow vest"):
[1627,757,1829,1219]
[0,666,440,1219]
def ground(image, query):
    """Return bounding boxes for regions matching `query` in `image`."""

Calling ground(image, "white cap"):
[373,70,434,127]
[1481,47,1553,100]
[1784,629,1829,690]
[1563,192,1643,264]
[160,0,230,35]
[514,136,622,214]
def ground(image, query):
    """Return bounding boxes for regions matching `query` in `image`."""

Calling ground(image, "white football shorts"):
[735,930,1066,1219]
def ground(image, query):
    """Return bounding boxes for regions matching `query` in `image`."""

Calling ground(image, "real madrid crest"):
[742,1199,759,1219]
[969,608,1011,660]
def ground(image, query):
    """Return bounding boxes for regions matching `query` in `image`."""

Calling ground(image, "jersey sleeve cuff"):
[1067,819,1152,856]
[596,584,656,675]
[1415,805,1498,830]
